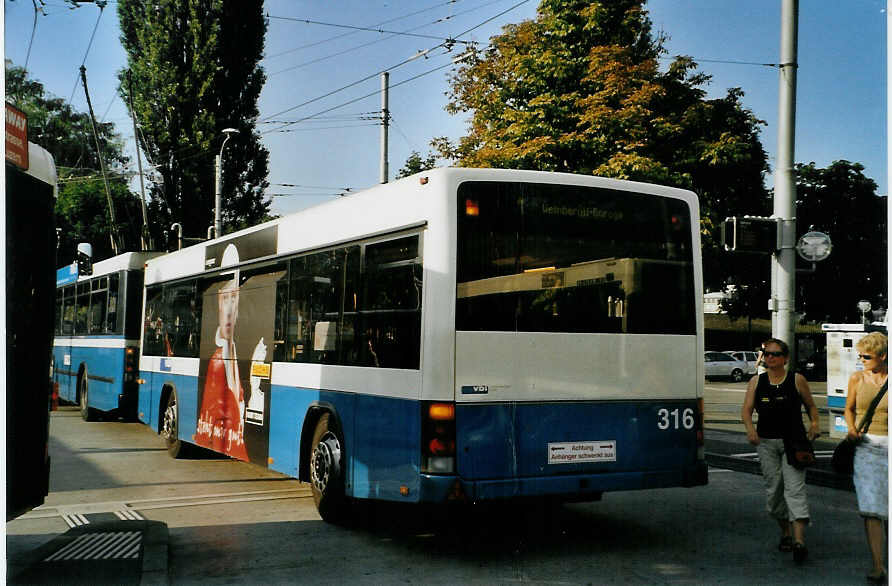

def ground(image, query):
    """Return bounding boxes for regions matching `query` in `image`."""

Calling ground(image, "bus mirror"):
[76,242,93,276]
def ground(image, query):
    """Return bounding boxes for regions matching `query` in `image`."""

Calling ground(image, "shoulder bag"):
[831,379,888,475]
[784,372,816,469]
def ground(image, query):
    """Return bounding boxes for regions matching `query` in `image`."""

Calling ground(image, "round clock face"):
[796,231,832,262]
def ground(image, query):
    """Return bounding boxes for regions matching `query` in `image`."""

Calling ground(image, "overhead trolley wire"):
[262,0,529,129]
[267,0,510,77]
[66,1,107,105]
[263,56,458,135]
[267,15,476,46]
[264,0,459,61]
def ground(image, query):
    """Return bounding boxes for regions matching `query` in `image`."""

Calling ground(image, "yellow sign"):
[251,362,271,378]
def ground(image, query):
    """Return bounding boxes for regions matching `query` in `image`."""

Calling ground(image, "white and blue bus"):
[54,251,161,421]
[137,168,707,521]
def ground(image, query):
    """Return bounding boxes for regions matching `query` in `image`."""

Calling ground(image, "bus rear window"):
[456,181,696,335]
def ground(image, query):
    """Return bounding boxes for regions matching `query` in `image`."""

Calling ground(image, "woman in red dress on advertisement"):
[194,245,249,461]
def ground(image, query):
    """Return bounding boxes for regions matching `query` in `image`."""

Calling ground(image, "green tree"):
[794,160,886,323]
[438,0,769,290]
[5,62,145,262]
[396,151,439,179]
[117,0,271,242]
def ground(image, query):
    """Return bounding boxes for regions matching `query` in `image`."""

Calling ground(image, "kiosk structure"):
[823,323,887,438]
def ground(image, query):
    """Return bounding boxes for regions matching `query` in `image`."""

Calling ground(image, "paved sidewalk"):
[9,520,168,585]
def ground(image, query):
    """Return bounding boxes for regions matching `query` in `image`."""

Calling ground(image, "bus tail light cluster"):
[421,402,455,474]
[124,346,138,383]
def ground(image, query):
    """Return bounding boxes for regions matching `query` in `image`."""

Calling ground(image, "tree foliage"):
[117,0,271,242]
[794,160,886,322]
[439,0,769,290]
[5,62,145,263]
[396,151,438,179]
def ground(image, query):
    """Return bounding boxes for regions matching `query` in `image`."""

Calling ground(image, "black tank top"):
[754,372,801,439]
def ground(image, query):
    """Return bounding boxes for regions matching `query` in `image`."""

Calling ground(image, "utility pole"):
[127,70,153,251]
[380,71,389,184]
[80,65,122,255]
[771,0,798,356]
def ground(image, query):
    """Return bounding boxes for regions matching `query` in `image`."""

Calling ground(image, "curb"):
[705,452,855,491]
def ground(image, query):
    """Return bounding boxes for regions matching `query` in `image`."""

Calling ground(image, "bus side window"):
[61,286,75,335]
[89,278,108,335]
[75,282,90,335]
[142,286,164,356]
[107,273,119,333]
[359,235,422,369]
[55,289,63,335]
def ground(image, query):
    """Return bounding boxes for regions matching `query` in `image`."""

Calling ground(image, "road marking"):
[23,487,311,521]
[62,513,90,528]
[43,531,141,562]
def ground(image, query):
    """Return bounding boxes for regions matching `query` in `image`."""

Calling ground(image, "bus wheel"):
[731,369,744,383]
[310,413,347,523]
[162,390,187,459]
[79,374,96,422]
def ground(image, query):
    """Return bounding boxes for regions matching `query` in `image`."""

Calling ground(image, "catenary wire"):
[264,0,459,61]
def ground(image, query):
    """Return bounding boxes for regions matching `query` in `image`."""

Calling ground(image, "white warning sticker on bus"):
[547,441,616,464]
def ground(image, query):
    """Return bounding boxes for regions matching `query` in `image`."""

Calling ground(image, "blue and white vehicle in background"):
[137,168,708,522]
[53,251,161,420]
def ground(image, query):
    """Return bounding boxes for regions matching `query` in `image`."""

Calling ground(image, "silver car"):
[705,351,748,382]
[723,350,760,375]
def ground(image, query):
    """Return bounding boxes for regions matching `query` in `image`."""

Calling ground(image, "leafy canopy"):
[439,0,769,263]
[117,0,272,242]
[5,62,146,263]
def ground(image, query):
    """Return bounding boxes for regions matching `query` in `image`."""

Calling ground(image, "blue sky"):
[4,0,887,219]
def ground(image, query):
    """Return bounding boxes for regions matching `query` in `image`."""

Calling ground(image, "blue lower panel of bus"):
[53,342,130,414]
[453,400,707,500]
[140,376,705,504]
[267,386,422,501]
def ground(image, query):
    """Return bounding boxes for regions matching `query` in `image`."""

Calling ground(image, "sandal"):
[793,542,808,564]
[778,536,793,552]
[866,569,886,584]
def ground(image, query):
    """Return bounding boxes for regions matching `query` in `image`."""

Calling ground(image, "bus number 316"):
[657,408,695,430]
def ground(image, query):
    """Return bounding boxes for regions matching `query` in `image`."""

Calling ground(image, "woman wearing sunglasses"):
[844,331,888,584]
[742,338,820,565]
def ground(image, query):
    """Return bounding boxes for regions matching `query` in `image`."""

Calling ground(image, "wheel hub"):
[311,433,341,493]
[162,402,177,440]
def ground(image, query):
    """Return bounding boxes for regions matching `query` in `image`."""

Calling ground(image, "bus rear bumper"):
[420,463,707,503]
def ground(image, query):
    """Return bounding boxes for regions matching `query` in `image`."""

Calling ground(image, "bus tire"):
[79,373,96,422]
[731,368,744,382]
[309,413,347,523]
[162,389,188,459]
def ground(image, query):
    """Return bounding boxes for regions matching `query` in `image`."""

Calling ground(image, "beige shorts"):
[756,438,810,522]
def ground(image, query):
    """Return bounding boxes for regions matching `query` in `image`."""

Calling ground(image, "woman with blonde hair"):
[844,331,888,584]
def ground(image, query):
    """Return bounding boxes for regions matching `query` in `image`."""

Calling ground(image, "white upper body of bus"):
[142,168,704,404]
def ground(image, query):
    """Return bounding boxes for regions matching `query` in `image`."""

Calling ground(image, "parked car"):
[723,350,760,375]
[797,350,827,381]
[705,351,749,382]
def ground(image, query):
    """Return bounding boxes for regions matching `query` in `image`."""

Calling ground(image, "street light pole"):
[214,128,239,239]
[772,0,798,357]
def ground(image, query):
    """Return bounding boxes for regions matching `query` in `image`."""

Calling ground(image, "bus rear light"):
[422,401,456,474]
[428,402,455,421]
[124,346,139,374]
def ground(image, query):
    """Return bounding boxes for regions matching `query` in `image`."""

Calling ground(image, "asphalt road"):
[7,394,878,585]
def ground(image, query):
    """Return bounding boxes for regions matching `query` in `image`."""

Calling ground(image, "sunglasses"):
[762,351,785,357]
[858,354,875,360]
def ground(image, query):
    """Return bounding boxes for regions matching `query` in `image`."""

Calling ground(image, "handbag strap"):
[857,378,888,434]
